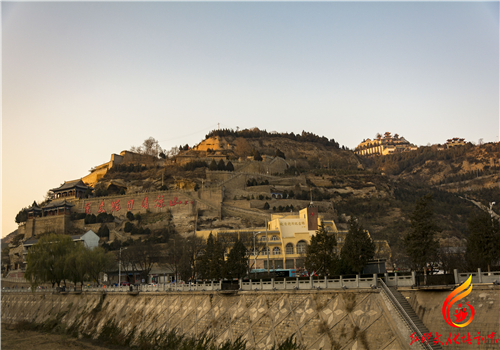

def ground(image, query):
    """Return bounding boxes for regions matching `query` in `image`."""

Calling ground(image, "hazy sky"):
[2,2,499,237]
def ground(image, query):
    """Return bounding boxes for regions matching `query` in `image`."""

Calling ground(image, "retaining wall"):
[2,290,407,350]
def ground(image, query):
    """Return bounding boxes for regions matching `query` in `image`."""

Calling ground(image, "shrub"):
[226,161,234,171]
[85,214,97,224]
[258,195,264,200]
[71,212,86,221]
[124,222,133,233]
[126,211,135,221]
[98,225,110,238]
[134,213,141,222]
[264,202,270,210]
[183,160,208,171]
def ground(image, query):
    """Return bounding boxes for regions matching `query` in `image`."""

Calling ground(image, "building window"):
[286,243,294,255]
[337,237,343,243]
[260,236,267,241]
[262,247,270,255]
[297,240,307,254]
[271,235,279,241]
[272,247,281,255]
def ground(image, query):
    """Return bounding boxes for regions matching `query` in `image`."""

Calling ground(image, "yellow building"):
[355,132,417,156]
[196,207,391,272]
[445,137,466,148]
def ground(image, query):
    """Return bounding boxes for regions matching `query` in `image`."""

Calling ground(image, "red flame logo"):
[442,275,475,328]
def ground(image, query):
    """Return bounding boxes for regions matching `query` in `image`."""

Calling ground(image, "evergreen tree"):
[217,159,226,171]
[466,211,500,271]
[340,218,375,274]
[225,239,247,279]
[304,223,338,276]
[209,159,218,171]
[251,148,262,161]
[98,224,110,238]
[404,194,440,272]
[226,161,234,172]
[263,202,270,210]
[275,148,285,159]
[198,233,225,280]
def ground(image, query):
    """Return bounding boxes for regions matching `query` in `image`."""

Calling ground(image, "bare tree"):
[122,241,162,283]
[130,137,165,158]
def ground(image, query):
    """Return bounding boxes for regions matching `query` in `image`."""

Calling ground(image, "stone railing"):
[4,270,498,294]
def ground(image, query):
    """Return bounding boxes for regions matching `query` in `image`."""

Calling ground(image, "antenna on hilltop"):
[218,123,220,130]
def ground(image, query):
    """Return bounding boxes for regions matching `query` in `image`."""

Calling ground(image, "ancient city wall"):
[2,290,407,350]
[25,214,70,239]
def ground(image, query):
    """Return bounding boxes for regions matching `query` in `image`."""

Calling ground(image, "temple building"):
[355,132,417,156]
[24,200,75,239]
[50,179,92,199]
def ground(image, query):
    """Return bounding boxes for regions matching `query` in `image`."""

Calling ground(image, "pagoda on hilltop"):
[50,179,92,199]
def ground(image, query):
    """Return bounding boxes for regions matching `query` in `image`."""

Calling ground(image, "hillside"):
[93,133,497,249]
[9,129,499,271]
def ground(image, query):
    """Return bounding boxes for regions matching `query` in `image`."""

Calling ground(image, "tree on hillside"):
[226,161,234,172]
[340,218,375,274]
[251,149,263,161]
[15,208,28,224]
[404,194,440,272]
[275,148,285,159]
[466,211,500,272]
[209,159,218,171]
[304,223,338,276]
[130,137,164,158]
[217,159,226,171]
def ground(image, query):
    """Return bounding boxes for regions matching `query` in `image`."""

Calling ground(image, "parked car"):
[120,281,130,286]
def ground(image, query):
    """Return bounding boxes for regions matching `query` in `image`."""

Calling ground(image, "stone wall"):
[74,189,221,218]
[2,290,407,350]
[25,215,70,239]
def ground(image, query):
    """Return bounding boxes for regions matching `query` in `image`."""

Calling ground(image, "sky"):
[1,1,499,237]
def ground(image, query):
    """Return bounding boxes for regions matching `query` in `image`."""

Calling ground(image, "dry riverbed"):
[1,325,128,350]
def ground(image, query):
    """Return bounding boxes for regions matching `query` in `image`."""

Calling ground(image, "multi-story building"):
[355,132,417,156]
[445,137,466,148]
[196,207,391,272]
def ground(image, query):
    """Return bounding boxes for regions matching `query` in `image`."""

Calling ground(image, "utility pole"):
[118,247,127,287]
[265,223,270,275]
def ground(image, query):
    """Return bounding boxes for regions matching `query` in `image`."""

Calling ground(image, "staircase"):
[379,280,443,350]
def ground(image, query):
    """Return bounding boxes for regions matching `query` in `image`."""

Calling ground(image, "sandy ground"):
[1,325,128,350]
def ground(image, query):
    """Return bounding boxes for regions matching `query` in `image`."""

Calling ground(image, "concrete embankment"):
[2,290,408,350]
[400,285,500,350]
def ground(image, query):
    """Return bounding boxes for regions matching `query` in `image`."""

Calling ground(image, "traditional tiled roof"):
[42,200,74,210]
[50,179,91,192]
[27,201,42,212]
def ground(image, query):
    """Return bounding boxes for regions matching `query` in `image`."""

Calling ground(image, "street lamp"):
[118,247,127,287]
